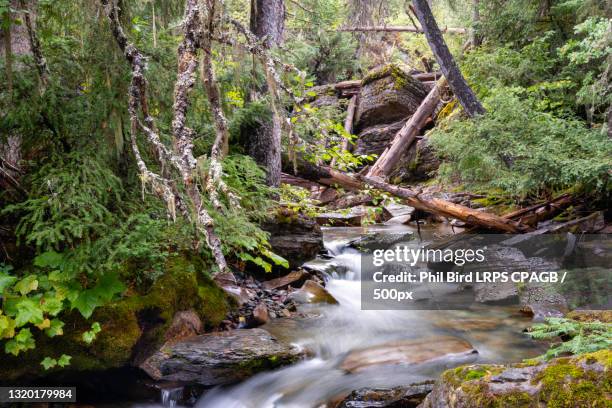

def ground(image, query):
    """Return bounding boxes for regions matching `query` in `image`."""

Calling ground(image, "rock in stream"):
[140,328,304,386]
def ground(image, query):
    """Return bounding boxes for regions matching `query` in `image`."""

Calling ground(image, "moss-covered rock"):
[0,254,233,381]
[140,328,305,386]
[420,351,612,408]
[355,64,427,131]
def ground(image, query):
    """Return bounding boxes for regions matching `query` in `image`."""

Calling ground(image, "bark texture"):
[248,0,285,187]
[250,0,285,47]
[411,0,485,117]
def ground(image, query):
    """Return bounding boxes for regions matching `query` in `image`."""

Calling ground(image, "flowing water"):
[143,224,547,408]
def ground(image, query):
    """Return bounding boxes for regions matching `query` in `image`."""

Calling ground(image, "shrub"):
[431,89,611,198]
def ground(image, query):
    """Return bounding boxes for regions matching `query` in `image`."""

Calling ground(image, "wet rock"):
[356,65,428,130]
[252,303,270,325]
[340,336,477,373]
[140,329,304,386]
[287,280,339,305]
[338,382,435,408]
[418,350,611,408]
[434,318,501,332]
[316,211,364,227]
[349,231,414,252]
[163,310,203,344]
[473,281,519,304]
[317,206,381,227]
[263,270,311,290]
[382,203,416,221]
[354,119,405,156]
[261,208,324,271]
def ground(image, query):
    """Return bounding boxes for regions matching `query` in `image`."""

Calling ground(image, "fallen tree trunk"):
[337,26,467,34]
[362,176,532,233]
[331,94,358,167]
[284,157,531,232]
[282,157,362,190]
[503,194,574,226]
[308,73,438,99]
[367,77,446,178]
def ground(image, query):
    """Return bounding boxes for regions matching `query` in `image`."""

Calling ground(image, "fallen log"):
[284,156,532,232]
[308,73,439,99]
[362,176,532,233]
[331,94,358,167]
[337,26,467,34]
[282,157,362,191]
[503,212,604,246]
[367,77,447,178]
[503,193,574,226]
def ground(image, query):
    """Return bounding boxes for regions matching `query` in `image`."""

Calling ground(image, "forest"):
[0,0,610,406]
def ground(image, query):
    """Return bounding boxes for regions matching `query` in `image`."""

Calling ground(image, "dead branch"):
[337,26,467,34]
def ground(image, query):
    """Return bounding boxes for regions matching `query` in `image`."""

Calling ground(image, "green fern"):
[527,317,612,360]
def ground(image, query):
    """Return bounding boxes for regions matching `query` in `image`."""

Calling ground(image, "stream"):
[141,224,547,408]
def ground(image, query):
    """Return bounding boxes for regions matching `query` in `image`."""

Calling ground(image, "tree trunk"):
[250,0,285,47]
[363,176,531,233]
[2,10,12,95]
[411,0,485,117]
[282,155,362,191]
[331,94,358,167]
[367,77,446,178]
[249,0,285,187]
[470,0,481,47]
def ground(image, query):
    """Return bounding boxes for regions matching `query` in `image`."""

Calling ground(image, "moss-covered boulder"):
[419,350,611,408]
[356,64,428,131]
[0,254,232,381]
[140,328,305,386]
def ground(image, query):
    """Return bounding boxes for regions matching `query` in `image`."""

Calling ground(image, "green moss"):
[0,254,233,379]
[533,351,611,408]
[442,364,504,387]
[460,382,533,408]
[361,64,420,91]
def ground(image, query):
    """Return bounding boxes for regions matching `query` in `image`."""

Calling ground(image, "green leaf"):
[91,322,101,334]
[45,319,64,337]
[33,251,63,268]
[14,298,44,327]
[41,295,64,316]
[41,357,57,370]
[5,328,35,356]
[94,272,125,303]
[82,330,95,344]
[306,91,317,97]
[57,354,71,367]
[71,290,100,319]
[0,314,16,339]
[261,248,289,268]
[14,275,38,296]
[0,272,17,293]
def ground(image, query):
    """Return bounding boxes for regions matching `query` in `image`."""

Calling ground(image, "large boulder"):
[419,350,611,408]
[354,119,405,157]
[140,328,304,386]
[356,65,428,130]
[261,208,324,271]
[391,137,440,183]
